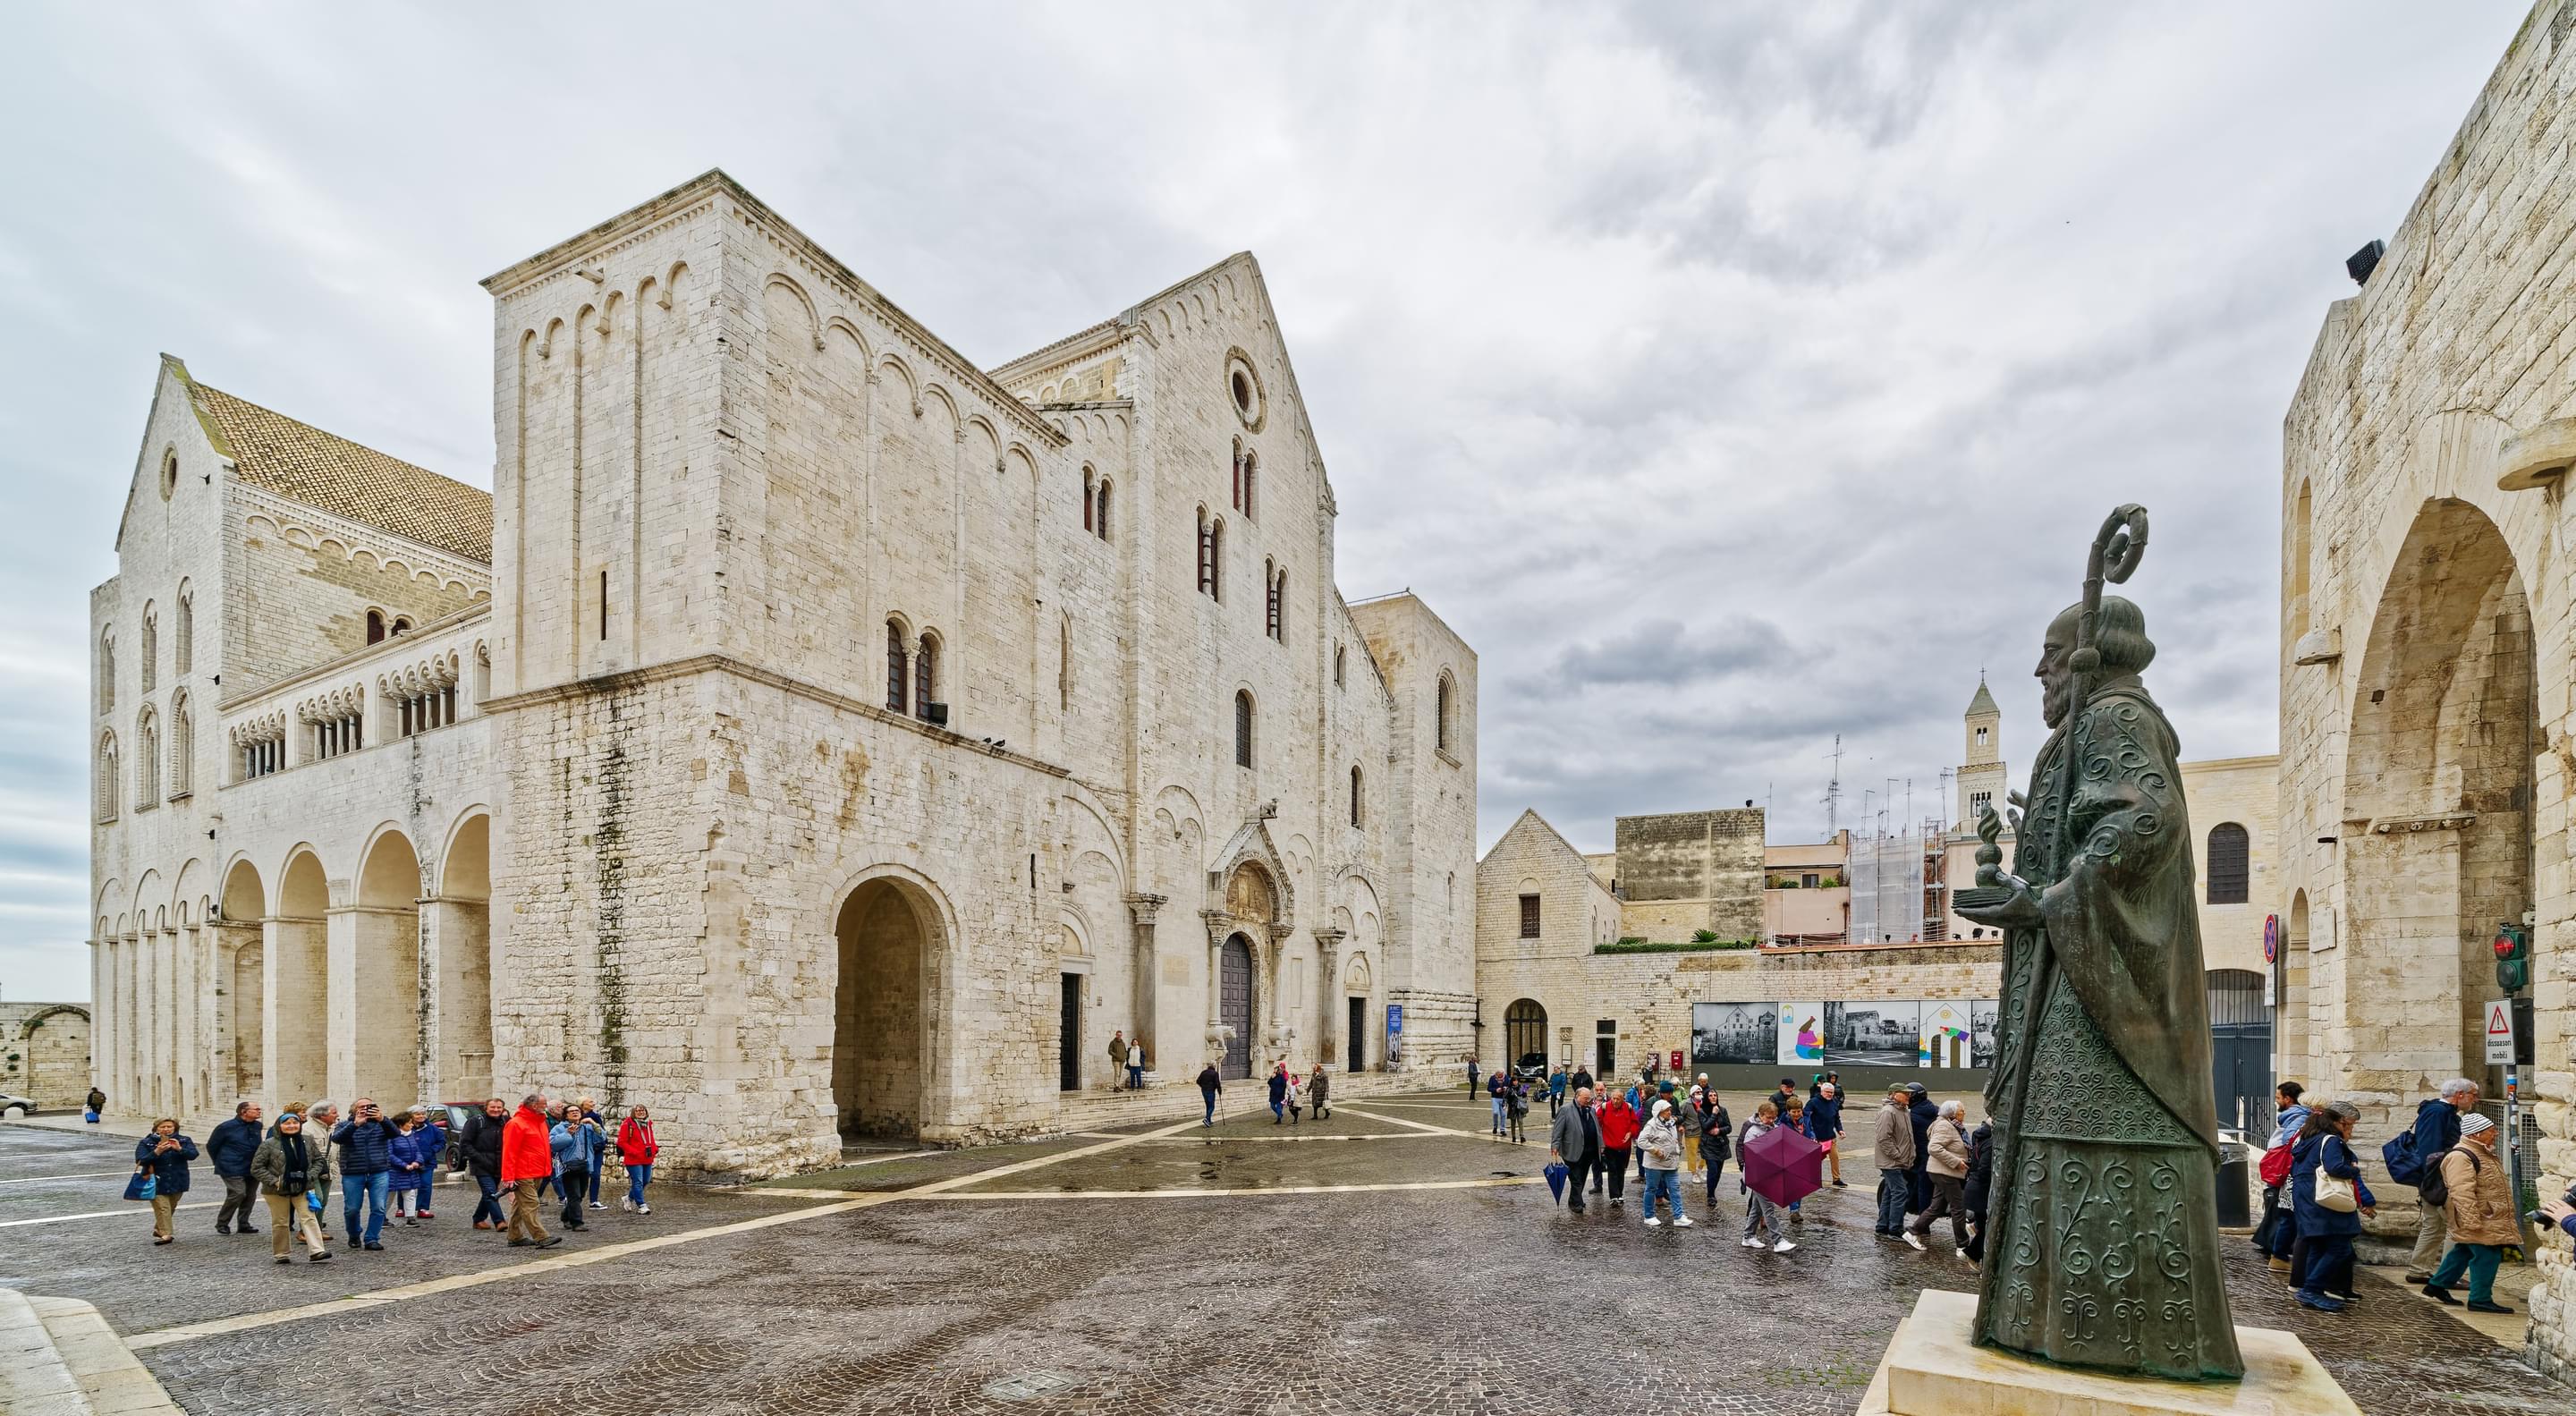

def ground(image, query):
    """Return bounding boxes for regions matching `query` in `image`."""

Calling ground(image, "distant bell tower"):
[1956,674,2006,834]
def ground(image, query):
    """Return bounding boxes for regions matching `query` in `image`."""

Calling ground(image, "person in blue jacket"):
[330,1097,402,1251]
[2401,1078,2478,1284]
[387,1109,441,1225]
[2289,1100,2376,1312]
[133,1117,199,1245]
[549,1108,603,1232]
[206,1101,266,1236]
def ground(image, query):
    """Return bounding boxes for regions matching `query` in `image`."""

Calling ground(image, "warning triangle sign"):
[2485,1000,2515,1063]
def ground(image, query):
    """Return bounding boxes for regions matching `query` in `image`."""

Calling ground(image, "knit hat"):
[2459,1113,2496,1137]
[1652,1098,1672,1115]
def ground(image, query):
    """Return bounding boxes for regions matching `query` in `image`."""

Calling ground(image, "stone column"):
[1200,909,1230,1052]
[1264,922,1293,1062]
[421,893,495,1105]
[1313,928,1345,1072]
[216,922,263,1104]
[326,900,360,1105]
[1125,893,1165,1078]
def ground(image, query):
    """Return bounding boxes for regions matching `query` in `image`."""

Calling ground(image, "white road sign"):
[2484,999,2515,1064]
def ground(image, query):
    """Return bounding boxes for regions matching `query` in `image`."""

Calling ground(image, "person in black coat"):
[1961,1118,1995,1262]
[1693,1092,1733,1208]
[206,1101,266,1235]
[462,1098,512,1230]
[1906,1083,1937,1213]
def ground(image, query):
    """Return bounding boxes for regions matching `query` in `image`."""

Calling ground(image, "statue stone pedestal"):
[1856,1292,2360,1416]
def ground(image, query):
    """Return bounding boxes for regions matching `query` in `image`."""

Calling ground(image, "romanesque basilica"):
[86,171,1479,1178]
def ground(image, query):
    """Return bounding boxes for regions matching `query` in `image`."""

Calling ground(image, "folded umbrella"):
[1741,1123,1824,1209]
[1544,1159,1569,1203]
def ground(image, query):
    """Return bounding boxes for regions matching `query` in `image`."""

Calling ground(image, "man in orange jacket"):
[500,1093,563,1249]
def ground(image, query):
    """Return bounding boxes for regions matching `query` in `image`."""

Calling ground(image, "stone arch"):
[218,857,267,1098]
[13,1004,90,1109]
[827,867,956,1140]
[2343,496,2535,1087]
[435,810,494,1103]
[354,827,424,1107]
[273,848,330,1105]
[764,273,821,351]
[2277,890,2309,1085]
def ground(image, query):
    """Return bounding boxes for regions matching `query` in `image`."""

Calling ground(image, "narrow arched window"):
[1334,644,1346,688]
[97,732,119,821]
[140,604,158,693]
[1264,559,1280,640]
[914,632,940,722]
[1274,570,1287,640]
[1241,450,1258,521]
[1208,519,1224,601]
[1234,690,1254,768]
[1351,765,1363,827]
[1231,439,1243,512]
[135,710,159,810]
[2207,822,2250,904]
[1197,508,1216,597]
[169,691,193,798]
[98,631,115,713]
[367,608,386,644]
[1082,467,1096,531]
[174,583,193,676]
[1058,613,1073,711]
[886,621,908,713]
[1436,673,1455,754]
[1095,479,1111,541]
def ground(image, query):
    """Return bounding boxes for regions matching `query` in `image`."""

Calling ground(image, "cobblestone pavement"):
[4,1099,2566,1416]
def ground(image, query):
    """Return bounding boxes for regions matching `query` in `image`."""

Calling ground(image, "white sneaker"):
[1674,1216,1693,1228]
[1741,1236,1766,1248]
[589,1201,606,1211]
[1902,1233,1926,1251]
[1772,1239,1797,1253]
[617,1197,633,1212]
[635,1203,651,1215]
[1643,1217,1662,1227]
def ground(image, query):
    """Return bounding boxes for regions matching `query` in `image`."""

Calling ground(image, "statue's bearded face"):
[2037,612,2079,727]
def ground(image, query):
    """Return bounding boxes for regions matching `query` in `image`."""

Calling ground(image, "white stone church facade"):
[87,170,1479,1179]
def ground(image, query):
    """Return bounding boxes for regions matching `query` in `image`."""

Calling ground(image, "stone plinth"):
[1857,1290,2360,1416]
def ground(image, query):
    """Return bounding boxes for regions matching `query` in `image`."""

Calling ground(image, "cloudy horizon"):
[0,4,2532,1000]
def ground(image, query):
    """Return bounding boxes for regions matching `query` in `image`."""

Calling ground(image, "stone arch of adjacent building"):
[351,825,424,1107]
[217,857,267,1101]
[826,865,956,1142]
[2342,492,2538,1094]
[431,810,495,1105]
[270,847,331,1107]
[14,1004,91,1109]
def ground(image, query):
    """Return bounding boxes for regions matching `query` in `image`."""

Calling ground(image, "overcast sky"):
[0,4,2532,1001]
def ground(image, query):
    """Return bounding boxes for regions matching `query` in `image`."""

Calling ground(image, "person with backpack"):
[2254,1081,2309,1272]
[2420,1114,2516,1313]
[1504,1073,1530,1143]
[2393,1078,2479,1285]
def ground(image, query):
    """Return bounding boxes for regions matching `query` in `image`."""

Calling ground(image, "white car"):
[0,1092,36,1117]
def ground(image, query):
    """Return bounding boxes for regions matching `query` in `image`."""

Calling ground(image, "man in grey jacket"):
[1549,1086,1603,1216]
[1873,1085,1920,1247]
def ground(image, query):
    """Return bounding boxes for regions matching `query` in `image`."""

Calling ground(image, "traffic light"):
[2494,921,2530,993]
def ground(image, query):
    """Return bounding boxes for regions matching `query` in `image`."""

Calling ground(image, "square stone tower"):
[1956,675,2005,828]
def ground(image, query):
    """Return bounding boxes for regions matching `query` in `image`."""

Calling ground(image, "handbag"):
[2312,1160,2357,1213]
[123,1169,157,1202]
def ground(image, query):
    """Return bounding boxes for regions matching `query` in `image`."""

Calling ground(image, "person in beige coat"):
[1873,1086,1920,1246]
[2420,1114,2517,1312]
[1910,1099,1973,1259]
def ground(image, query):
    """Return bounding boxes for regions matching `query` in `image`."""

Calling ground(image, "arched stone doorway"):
[1219,934,1255,1080]
[354,830,423,1107]
[1504,998,1548,1070]
[831,878,933,1140]
[436,814,494,1103]
[2276,891,2309,1085]
[2344,497,2536,1086]
[272,851,329,1106]
[218,860,266,1099]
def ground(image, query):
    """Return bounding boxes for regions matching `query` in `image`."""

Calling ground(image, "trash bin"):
[2213,1136,2252,1228]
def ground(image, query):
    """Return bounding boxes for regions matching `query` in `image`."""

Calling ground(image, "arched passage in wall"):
[219,860,267,1098]
[2343,496,2536,1083]
[2277,890,2309,1085]
[14,1005,91,1108]
[354,830,423,1107]
[831,877,936,1140]
[273,851,330,1106]
[1504,998,1549,1070]
[436,814,494,1103]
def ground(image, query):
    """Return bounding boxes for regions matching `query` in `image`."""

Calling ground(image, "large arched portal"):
[832,878,932,1139]
[1219,934,1255,1080]
[1504,998,1548,1070]
[219,860,267,1099]
[272,851,330,1106]
[2343,497,2537,1083]
[436,814,494,1103]
[354,830,423,1107]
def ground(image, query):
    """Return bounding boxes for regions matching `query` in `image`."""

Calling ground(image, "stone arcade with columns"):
[2276,2,2576,1379]
[86,170,1478,1177]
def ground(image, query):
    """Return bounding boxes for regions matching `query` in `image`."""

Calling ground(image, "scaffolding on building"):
[1845,826,1926,945]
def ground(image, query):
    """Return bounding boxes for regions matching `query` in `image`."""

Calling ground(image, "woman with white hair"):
[1911,1099,1973,1259]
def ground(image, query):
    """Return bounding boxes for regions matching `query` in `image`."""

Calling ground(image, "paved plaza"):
[2,1094,2564,1416]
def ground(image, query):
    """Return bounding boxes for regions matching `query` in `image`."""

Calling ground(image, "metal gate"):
[1221,936,1254,1080]
[1505,999,1548,1068]
[1348,996,1365,1073]
[1058,973,1081,1092]
[2207,969,2271,1136]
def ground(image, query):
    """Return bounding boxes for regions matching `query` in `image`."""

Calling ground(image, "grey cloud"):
[1545,616,1800,692]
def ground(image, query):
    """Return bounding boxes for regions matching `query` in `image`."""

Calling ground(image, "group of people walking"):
[2254,1077,2523,1315]
[129,1091,660,1259]
[1867,1080,1987,1262]
[1187,1059,1334,1125]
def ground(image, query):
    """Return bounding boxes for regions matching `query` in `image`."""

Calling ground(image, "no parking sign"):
[2263,914,2277,964]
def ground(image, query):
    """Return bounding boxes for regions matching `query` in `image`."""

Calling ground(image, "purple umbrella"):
[1741,1122,1825,1209]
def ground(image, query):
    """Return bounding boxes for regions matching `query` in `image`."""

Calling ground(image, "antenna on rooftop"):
[1823,734,1844,836]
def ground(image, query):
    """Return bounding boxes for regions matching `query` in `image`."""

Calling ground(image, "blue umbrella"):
[1545,1159,1569,1203]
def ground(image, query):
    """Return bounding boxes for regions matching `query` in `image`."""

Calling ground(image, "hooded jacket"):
[500,1104,555,1184]
[1638,1112,1682,1171]
[617,1117,658,1167]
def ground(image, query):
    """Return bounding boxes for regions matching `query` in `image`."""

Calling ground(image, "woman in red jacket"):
[499,1095,563,1249]
[1596,1092,1640,1207]
[616,1105,658,1214]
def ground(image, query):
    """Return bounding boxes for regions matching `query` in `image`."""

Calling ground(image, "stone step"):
[0,1287,88,1416]
[16,1292,183,1416]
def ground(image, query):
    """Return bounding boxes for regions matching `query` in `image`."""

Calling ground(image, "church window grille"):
[2206,822,2250,904]
[1519,894,1541,938]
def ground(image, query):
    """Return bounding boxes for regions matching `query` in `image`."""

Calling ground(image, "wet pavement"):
[3,1095,2563,1415]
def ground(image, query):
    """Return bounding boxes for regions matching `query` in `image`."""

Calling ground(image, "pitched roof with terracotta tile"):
[175,362,492,564]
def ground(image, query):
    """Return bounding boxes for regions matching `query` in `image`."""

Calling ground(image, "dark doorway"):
[2207,969,2271,1136]
[1505,998,1547,1071]
[1059,973,1082,1092]
[1221,935,1255,1080]
[1595,1036,1615,1078]
[1348,996,1365,1073]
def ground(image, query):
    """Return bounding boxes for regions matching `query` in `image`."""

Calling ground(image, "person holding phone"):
[330,1098,401,1251]
[133,1118,199,1245]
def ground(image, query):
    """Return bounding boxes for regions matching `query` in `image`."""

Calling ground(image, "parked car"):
[0,1091,38,1116]
[435,1101,479,1173]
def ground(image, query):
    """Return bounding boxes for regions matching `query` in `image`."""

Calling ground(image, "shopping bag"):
[1544,1160,1568,1203]
[123,1170,157,1202]
[307,1189,326,1215]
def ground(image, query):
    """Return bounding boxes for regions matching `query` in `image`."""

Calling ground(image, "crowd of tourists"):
[1186,1059,1336,1125]
[126,1091,660,1259]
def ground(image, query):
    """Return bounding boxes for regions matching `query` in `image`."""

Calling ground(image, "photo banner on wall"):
[1690,1002,1776,1066]
[1777,1001,1825,1067]
[1824,1000,1922,1068]
[1920,1000,1973,1067]
[1970,1001,1999,1064]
